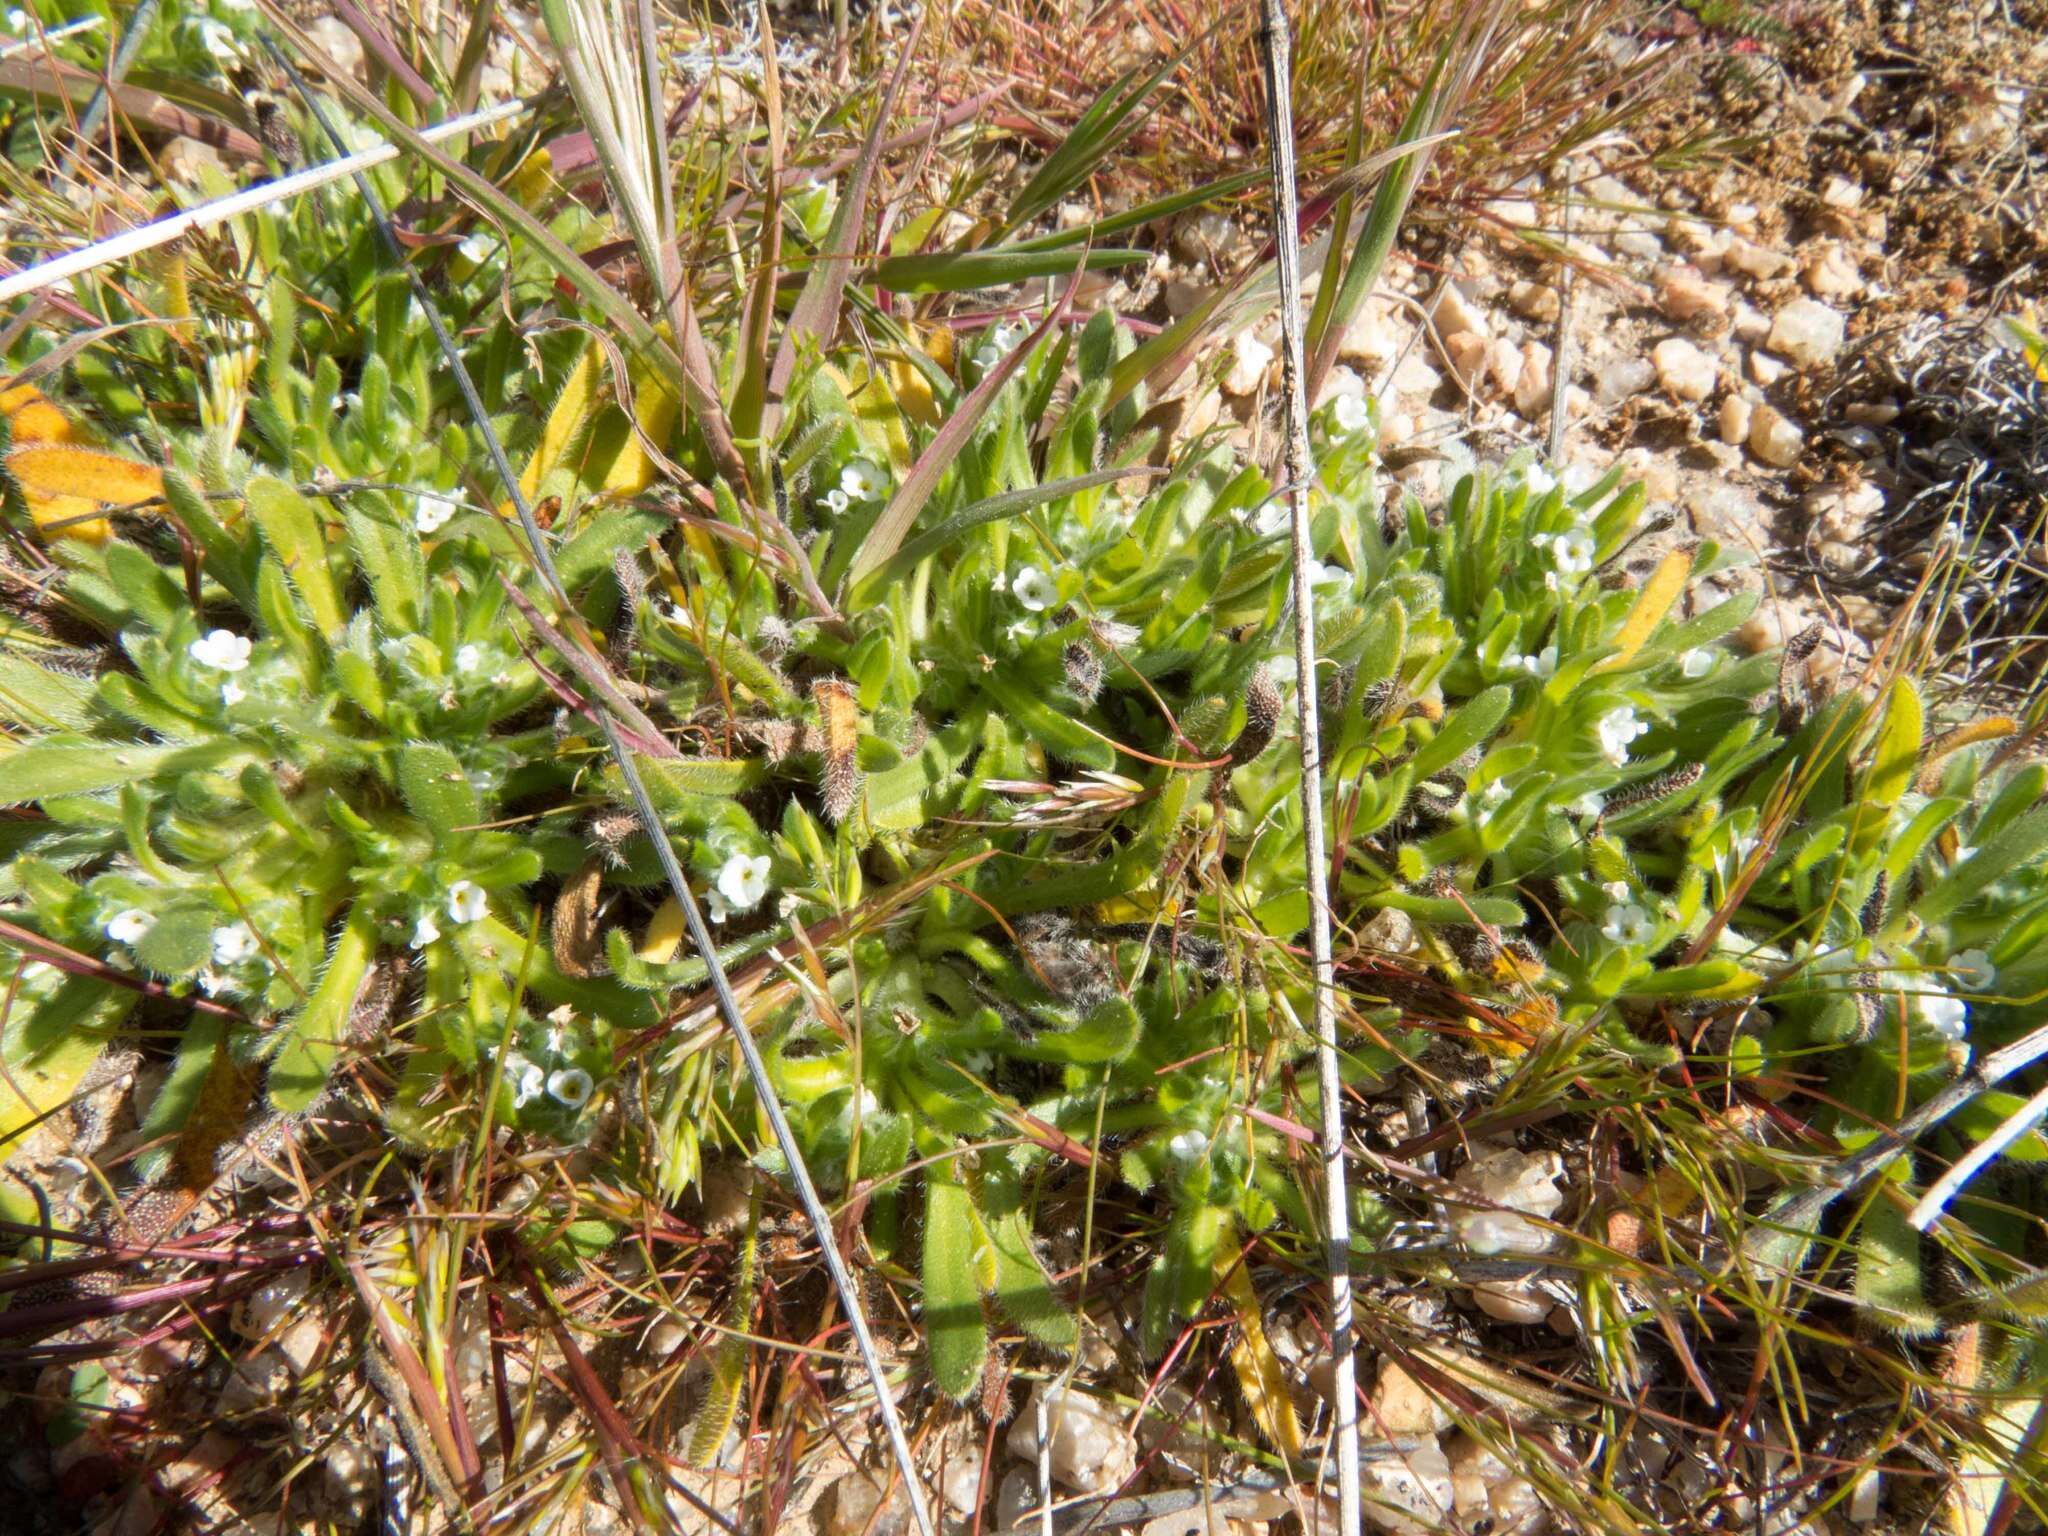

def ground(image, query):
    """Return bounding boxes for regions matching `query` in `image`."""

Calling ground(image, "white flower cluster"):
[1596,704,1649,766]
[190,629,256,707]
[410,879,491,949]
[820,459,887,517]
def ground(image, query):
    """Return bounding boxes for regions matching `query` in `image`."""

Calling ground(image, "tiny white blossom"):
[220,679,246,706]
[1004,619,1034,643]
[105,909,154,946]
[973,345,1001,370]
[410,912,441,949]
[547,1067,594,1109]
[1679,648,1714,679]
[1522,463,1557,498]
[1166,1130,1207,1162]
[4,11,30,35]
[705,888,732,923]
[1012,565,1057,612]
[1478,779,1512,809]
[1603,880,1632,902]
[189,629,253,672]
[544,1023,569,1056]
[1330,393,1372,437]
[1574,790,1606,819]
[190,16,238,58]
[1918,982,1967,1042]
[1597,705,1649,766]
[510,1058,545,1108]
[1520,645,1558,680]
[822,487,850,516]
[1304,558,1347,591]
[1551,527,1597,575]
[840,460,886,502]
[211,922,259,965]
[446,880,488,925]
[414,495,456,535]
[1949,949,1996,992]
[457,233,495,265]
[454,644,482,674]
[716,852,772,912]
[989,569,1008,593]
[1601,902,1654,946]
[1253,498,1290,537]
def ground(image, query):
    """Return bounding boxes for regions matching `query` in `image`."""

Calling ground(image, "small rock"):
[1361,1442,1455,1535]
[1487,339,1525,399]
[1223,332,1275,396]
[996,1468,1042,1532]
[825,1470,912,1536]
[272,1317,325,1376]
[235,1269,311,1340]
[1718,394,1753,447]
[1807,482,1884,543]
[1441,330,1490,389]
[1007,1385,1136,1494]
[1735,601,1816,656]
[320,1443,378,1525]
[1731,302,1772,344]
[1801,243,1861,298]
[1449,1145,1566,1256]
[1339,299,1400,368]
[1723,238,1794,281]
[1846,1467,1881,1524]
[215,1351,294,1417]
[1593,357,1655,406]
[1767,299,1846,370]
[1844,400,1900,428]
[1613,228,1664,261]
[941,1459,984,1517]
[1616,446,1679,503]
[1433,285,1487,340]
[1058,202,1092,230]
[1472,1278,1553,1326]
[1819,175,1865,210]
[1139,1508,1237,1536]
[1446,1434,1549,1536]
[1485,198,1540,228]
[1508,281,1560,323]
[1657,265,1729,322]
[1748,404,1804,468]
[1512,342,1554,420]
[1385,351,1442,400]
[1749,350,1789,387]
[1163,279,1208,319]
[1370,1359,1452,1436]
[1651,337,1716,401]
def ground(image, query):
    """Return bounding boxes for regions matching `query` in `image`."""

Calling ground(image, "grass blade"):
[873,244,1147,294]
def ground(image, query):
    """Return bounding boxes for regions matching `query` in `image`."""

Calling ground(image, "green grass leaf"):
[922,1156,988,1400]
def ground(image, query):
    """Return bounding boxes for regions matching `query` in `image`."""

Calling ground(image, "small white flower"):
[1478,779,1512,810]
[822,487,850,516]
[705,887,732,923]
[1252,498,1290,537]
[989,569,1008,593]
[198,968,236,998]
[414,494,456,535]
[1522,463,1557,499]
[211,922,259,965]
[1949,949,1996,992]
[1601,902,1655,946]
[973,345,1001,371]
[1519,645,1558,680]
[446,880,488,925]
[716,852,772,912]
[105,909,154,946]
[1918,982,1968,1042]
[1004,619,1034,643]
[1678,648,1714,679]
[1574,790,1606,819]
[544,1023,569,1056]
[1012,565,1057,612]
[221,679,245,706]
[510,1058,545,1108]
[840,460,886,502]
[1304,558,1347,590]
[1330,393,1372,438]
[410,912,441,949]
[1551,526,1597,575]
[457,233,495,265]
[1603,880,1632,902]
[454,644,482,674]
[1597,705,1649,766]
[1166,1130,1207,1163]
[190,16,238,58]
[4,12,29,35]
[991,322,1025,353]
[189,629,253,672]
[547,1067,594,1109]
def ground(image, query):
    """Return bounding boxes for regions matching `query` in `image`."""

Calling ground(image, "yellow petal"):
[21,490,113,543]
[639,896,687,965]
[10,443,165,507]
[1,384,77,445]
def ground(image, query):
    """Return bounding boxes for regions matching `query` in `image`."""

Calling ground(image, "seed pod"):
[552,857,607,979]
[1604,761,1706,815]
[1860,871,1889,936]
[1062,640,1103,704]
[1224,665,1283,767]
[812,678,862,824]
[587,808,642,866]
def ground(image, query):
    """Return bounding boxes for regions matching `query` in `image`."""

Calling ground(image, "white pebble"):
[1766,298,1847,369]
[1748,404,1804,468]
[1006,1385,1136,1494]
[1718,394,1753,446]
[1657,265,1729,321]
[1362,1441,1455,1535]
[1651,337,1716,401]
[1223,332,1275,396]
[1449,1145,1566,1256]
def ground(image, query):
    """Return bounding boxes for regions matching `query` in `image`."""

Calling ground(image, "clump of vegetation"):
[1,4,2046,1534]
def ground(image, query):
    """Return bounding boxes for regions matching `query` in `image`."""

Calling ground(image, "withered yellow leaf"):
[9,443,164,542]
[1596,547,1693,673]
[638,896,687,965]
[1,383,78,445]
[1218,1246,1304,1459]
